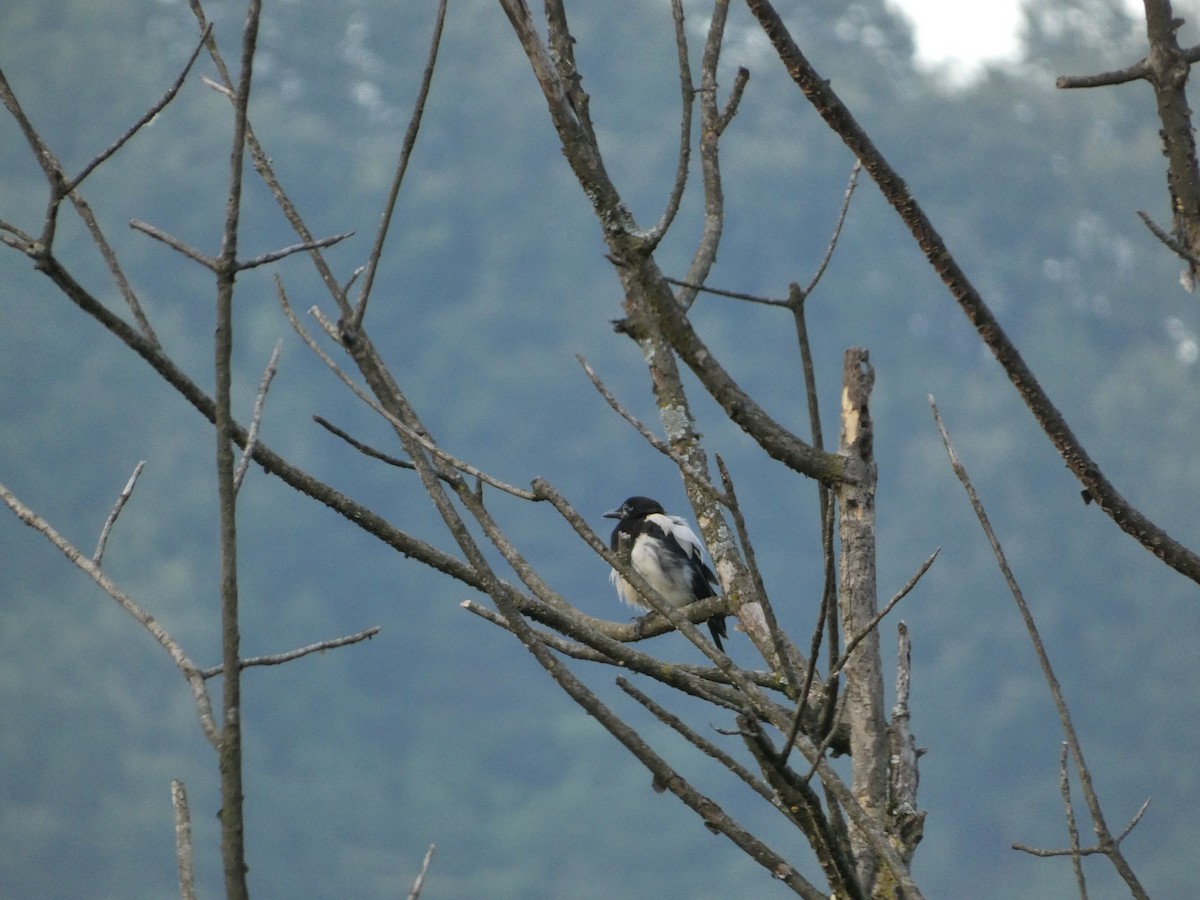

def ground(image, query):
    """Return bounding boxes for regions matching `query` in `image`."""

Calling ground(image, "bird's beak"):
[603,506,623,519]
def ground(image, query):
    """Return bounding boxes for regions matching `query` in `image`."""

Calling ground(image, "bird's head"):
[603,496,664,521]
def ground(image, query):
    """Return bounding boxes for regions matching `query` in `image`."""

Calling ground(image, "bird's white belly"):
[610,539,694,610]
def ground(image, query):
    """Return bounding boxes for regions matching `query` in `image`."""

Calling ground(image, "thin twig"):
[784,506,858,772]
[130,218,216,269]
[800,690,848,785]
[278,279,537,499]
[785,269,836,769]
[617,676,777,804]
[1,480,219,746]
[199,73,234,98]
[577,354,673,454]
[715,454,799,691]
[199,625,382,679]
[93,460,146,564]
[802,159,861,297]
[70,193,160,345]
[675,0,734,311]
[1118,798,1152,843]
[643,0,693,249]
[236,232,355,271]
[0,217,33,245]
[349,0,448,331]
[406,843,437,900]
[312,415,472,493]
[1056,60,1149,89]
[930,397,1148,899]
[663,274,786,306]
[66,25,213,194]
[1011,798,1152,860]
[313,415,417,469]
[193,25,350,314]
[1137,209,1200,269]
[829,549,937,679]
[233,340,282,494]
[576,355,727,501]
[461,598,762,710]
[716,67,750,134]
[1057,741,1089,898]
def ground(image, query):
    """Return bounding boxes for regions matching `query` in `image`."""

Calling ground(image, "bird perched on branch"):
[604,496,728,651]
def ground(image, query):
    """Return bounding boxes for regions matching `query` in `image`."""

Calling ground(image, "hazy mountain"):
[2,1,1197,897]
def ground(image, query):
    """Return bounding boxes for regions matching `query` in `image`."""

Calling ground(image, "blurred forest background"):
[2,0,1198,897]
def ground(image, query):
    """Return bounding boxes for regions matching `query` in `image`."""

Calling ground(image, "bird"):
[603,495,728,651]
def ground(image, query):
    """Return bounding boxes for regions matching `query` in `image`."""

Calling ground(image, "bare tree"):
[2,0,1198,897]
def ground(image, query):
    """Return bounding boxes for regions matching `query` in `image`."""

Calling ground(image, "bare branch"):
[617,677,776,805]
[1056,59,1150,89]
[1056,741,1089,897]
[279,280,539,500]
[716,67,750,134]
[576,354,725,500]
[462,597,762,711]
[406,843,437,900]
[576,354,676,456]
[190,5,351,315]
[348,0,448,331]
[829,549,937,679]
[199,73,234,98]
[236,232,355,271]
[801,159,861,297]
[675,0,734,311]
[0,216,34,248]
[69,193,160,344]
[171,780,197,900]
[497,0,636,244]
[887,622,924,864]
[930,397,1148,899]
[0,480,220,747]
[28,246,482,590]
[745,0,1200,582]
[313,415,418,470]
[212,5,263,894]
[129,218,217,269]
[93,460,146,565]
[642,0,693,249]
[661,272,787,306]
[715,454,801,692]
[736,713,863,899]
[233,340,282,494]
[65,24,213,194]
[835,349,888,890]
[623,274,842,481]
[1137,209,1200,271]
[1139,1,1200,269]
[0,67,66,186]
[200,625,382,679]
[543,0,598,144]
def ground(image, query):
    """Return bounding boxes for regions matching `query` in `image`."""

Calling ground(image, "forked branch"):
[930,397,1148,899]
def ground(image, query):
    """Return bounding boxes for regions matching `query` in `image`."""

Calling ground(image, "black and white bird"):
[604,496,728,651]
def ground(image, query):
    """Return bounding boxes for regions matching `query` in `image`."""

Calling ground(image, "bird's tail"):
[708,615,728,652]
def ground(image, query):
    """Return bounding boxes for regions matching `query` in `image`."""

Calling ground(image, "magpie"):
[604,496,728,651]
